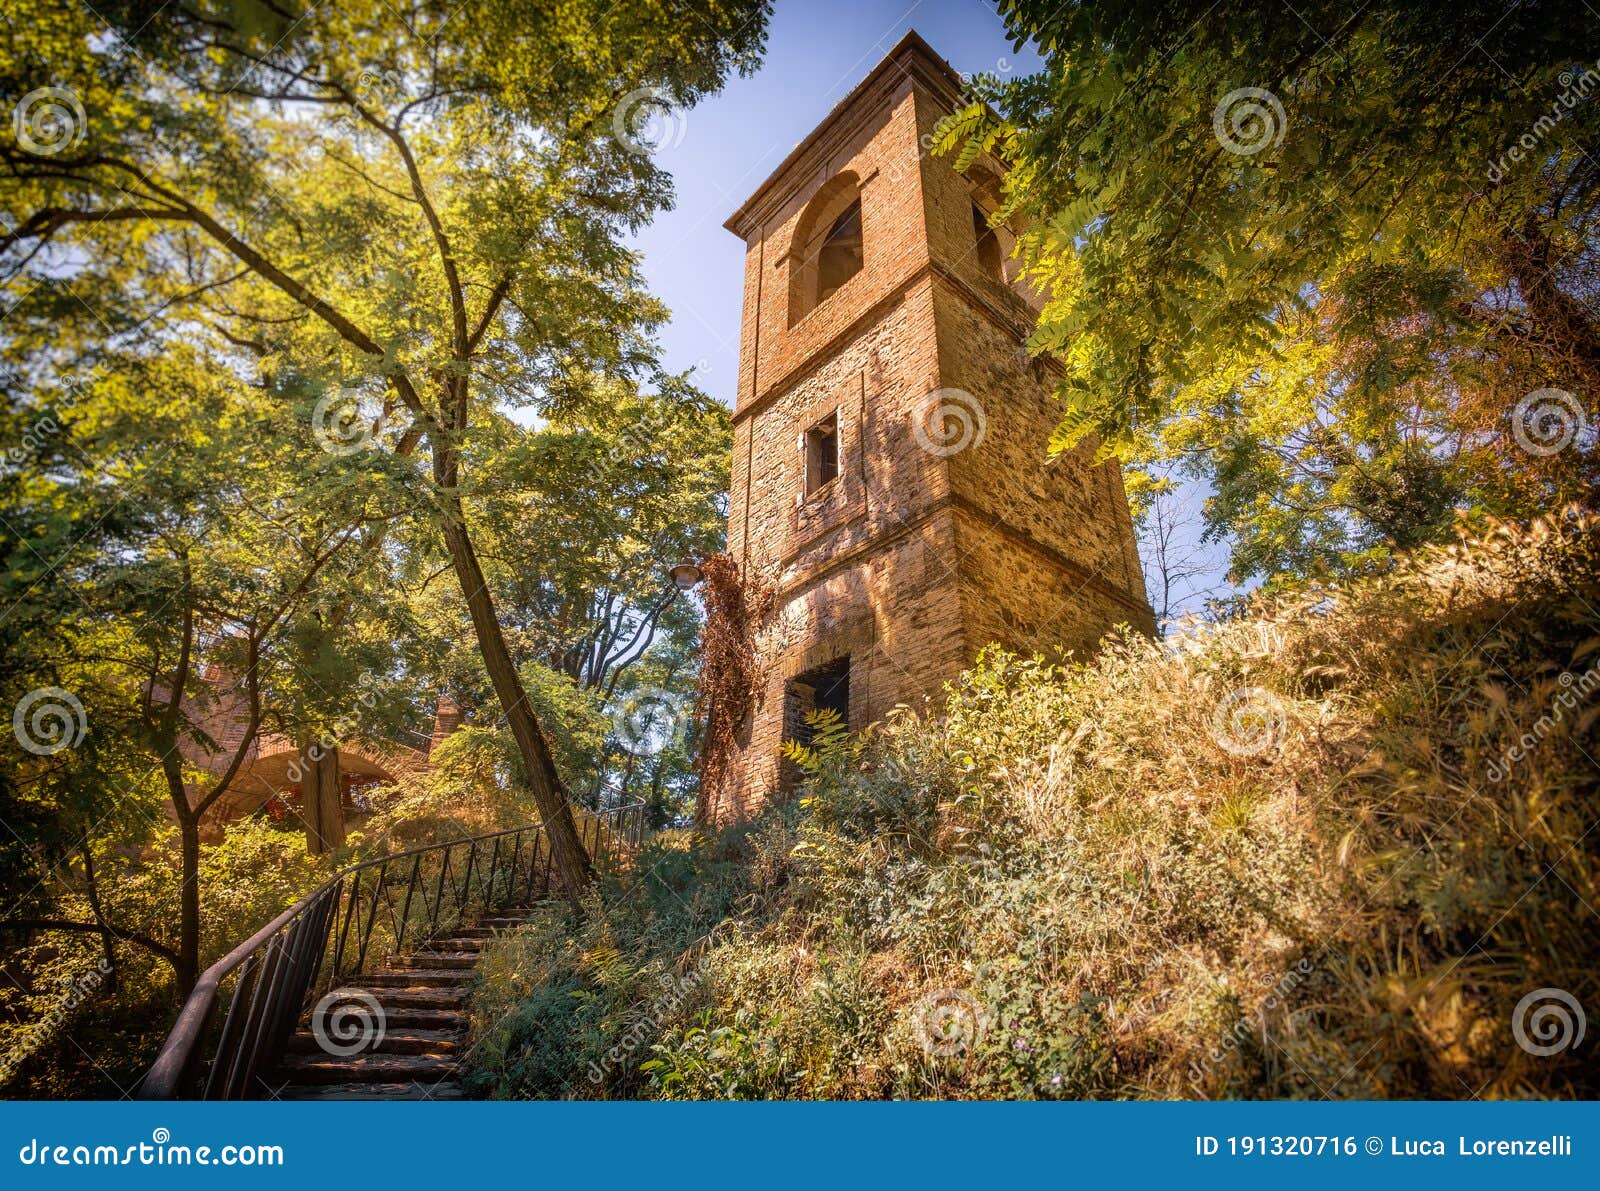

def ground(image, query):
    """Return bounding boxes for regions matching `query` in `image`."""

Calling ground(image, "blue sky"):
[630,0,1037,405]
[627,0,1234,620]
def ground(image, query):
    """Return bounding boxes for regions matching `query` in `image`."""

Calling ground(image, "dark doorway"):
[784,655,851,749]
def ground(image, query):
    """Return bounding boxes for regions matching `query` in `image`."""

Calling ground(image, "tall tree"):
[1,348,402,992]
[471,372,728,697]
[0,0,769,889]
[944,1,1599,583]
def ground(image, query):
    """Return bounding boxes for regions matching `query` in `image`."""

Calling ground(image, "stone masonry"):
[710,32,1154,822]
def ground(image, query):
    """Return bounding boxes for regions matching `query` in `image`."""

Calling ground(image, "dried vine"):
[693,552,775,823]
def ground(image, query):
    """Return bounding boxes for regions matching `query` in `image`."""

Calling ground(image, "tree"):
[1127,469,1223,628]
[1,347,403,992]
[943,1,1599,584]
[471,372,729,701]
[1,0,769,891]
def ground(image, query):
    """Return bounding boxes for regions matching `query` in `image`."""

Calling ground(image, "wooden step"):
[261,903,548,1102]
[390,952,477,970]
[286,1027,462,1057]
[361,969,472,989]
[276,1052,460,1085]
[374,1005,467,1030]
[425,936,487,951]
[350,986,466,1010]
[273,1080,469,1101]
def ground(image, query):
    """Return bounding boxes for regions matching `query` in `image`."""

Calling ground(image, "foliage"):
[943,1,1600,585]
[1,0,770,903]
[1,0,763,1093]
[464,826,772,1099]
[694,552,775,821]
[475,375,730,697]
[1,817,323,1098]
[1,345,405,989]
[470,513,1600,1099]
[363,666,609,846]
[196,819,329,951]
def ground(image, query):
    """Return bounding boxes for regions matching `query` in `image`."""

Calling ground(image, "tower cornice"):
[723,30,966,241]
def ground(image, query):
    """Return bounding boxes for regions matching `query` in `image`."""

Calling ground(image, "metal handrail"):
[139,801,647,1100]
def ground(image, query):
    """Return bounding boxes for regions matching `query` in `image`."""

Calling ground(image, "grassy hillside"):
[467,514,1600,1100]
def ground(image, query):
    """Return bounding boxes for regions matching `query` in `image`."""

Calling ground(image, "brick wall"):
[709,34,1153,822]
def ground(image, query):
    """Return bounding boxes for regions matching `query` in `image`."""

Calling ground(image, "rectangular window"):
[803,411,840,495]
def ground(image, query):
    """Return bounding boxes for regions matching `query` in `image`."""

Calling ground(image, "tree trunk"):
[300,742,345,854]
[433,470,592,894]
[1500,219,1600,397]
[176,814,200,997]
[79,845,120,994]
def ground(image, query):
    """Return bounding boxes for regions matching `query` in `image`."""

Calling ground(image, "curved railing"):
[139,802,646,1100]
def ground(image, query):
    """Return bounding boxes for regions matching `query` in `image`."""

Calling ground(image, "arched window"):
[972,202,1003,280]
[816,200,863,303]
[788,172,864,324]
[966,165,1019,288]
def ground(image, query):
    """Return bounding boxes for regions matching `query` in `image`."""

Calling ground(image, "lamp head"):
[668,561,704,591]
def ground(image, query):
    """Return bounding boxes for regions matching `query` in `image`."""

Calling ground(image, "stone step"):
[373,1005,467,1031]
[276,1051,460,1085]
[350,986,466,1010]
[425,936,487,951]
[273,1080,469,1102]
[360,969,472,989]
[390,952,478,970]
[286,1027,462,1057]
[262,902,553,1101]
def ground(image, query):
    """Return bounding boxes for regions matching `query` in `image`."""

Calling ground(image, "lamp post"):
[668,560,704,592]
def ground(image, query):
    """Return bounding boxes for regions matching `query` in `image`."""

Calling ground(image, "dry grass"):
[474,512,1599,1100]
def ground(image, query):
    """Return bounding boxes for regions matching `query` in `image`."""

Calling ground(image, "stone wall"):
[709,34,1153,822]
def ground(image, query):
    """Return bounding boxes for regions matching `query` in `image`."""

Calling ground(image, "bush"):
[468,513,1600,1099]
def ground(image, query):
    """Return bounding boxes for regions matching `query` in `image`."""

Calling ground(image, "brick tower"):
[711,32,1154,821]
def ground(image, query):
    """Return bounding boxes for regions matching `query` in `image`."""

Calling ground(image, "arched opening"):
[972,202,1003,280]
[788,172,864,325]
[965,165,1020,289]
[816,200,863,302]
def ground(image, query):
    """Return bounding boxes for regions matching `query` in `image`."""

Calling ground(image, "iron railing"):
[139,801,647,1100]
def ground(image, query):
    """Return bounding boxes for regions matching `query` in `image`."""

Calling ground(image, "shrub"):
[468,513,1599,1099]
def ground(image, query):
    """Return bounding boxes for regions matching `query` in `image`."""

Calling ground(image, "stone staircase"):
[268,907,540,1101]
